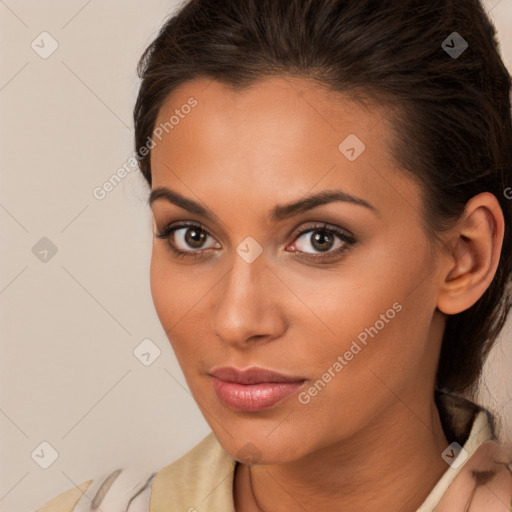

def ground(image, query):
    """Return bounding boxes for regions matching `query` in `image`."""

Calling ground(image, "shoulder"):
[153,431,230,482]
[463,441,512,511]
[150,431,237,510]
[35,477,94,512]
[35,466,157,512]
[34,432,235,512]
[429,390,512,511]
[436,440,512,512]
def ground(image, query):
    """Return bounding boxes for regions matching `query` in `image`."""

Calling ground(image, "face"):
[149,76,447,465]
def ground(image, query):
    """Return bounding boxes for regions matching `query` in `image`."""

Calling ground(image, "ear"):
[437,192,505,315]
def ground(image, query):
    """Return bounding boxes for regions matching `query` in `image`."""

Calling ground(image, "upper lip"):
[209,366,306,385]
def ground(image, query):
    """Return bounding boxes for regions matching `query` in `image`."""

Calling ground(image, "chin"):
[215,427,307,466]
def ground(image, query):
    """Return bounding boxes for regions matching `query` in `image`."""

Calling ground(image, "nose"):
[211,253,287,349]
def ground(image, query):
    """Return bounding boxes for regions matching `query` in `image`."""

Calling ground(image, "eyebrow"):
[148,186,376,223]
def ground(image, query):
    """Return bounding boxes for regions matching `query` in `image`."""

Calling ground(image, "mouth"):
[208,366,307,412]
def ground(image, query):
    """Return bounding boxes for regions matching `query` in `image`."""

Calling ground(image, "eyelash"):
[154,221,356,262]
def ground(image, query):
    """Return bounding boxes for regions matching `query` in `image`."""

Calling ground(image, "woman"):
[36,0,512,510]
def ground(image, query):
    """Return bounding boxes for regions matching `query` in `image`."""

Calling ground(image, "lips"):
[209,366,305,384]
[209,366,306,412]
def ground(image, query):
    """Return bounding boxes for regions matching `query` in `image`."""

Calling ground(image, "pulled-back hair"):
[134,0,512,397]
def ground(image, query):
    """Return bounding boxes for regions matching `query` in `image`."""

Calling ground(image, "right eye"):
[155,222,221,259]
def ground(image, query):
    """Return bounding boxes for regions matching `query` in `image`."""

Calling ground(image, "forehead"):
[150,76,420,223]
[153,76,391,157]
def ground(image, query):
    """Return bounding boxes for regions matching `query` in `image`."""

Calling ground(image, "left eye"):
[291,225,354,255]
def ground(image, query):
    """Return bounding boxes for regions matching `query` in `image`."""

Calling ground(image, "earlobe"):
[436,192,504,316]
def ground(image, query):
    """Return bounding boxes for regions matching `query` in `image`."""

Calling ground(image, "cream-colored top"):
[35,391,512,512]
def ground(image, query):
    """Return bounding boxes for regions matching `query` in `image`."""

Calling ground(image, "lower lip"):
[212,377,305,412]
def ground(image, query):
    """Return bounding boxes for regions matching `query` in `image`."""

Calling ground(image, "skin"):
[148,76,504,512]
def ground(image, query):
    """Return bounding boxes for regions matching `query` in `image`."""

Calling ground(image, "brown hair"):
[134,0,512,398]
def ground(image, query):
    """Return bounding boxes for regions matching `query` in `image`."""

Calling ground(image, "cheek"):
[149,249,190,352]
[280,249,402,338]
[289,239,433,377]
[150,247,195,321]
[149,249,172,325]
[149,248,211,361]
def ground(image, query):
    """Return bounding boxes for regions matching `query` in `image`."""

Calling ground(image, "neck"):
[234,396,450,512]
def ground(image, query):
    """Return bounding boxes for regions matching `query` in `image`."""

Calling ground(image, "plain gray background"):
[0,1,511,510]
